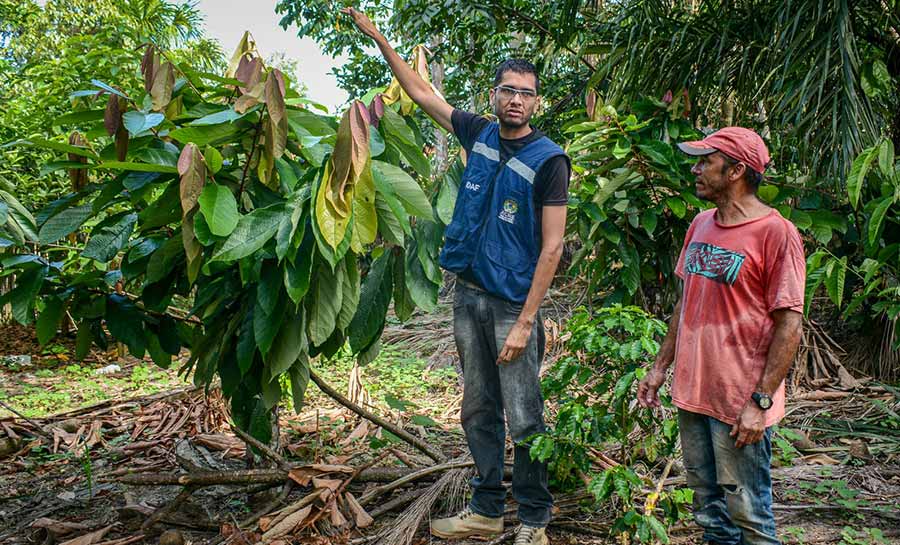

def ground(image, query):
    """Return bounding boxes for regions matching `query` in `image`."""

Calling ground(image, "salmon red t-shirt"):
[673,208,805,427]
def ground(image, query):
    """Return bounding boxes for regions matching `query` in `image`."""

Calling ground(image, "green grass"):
[0,362,187,418]
[311,342,458,417]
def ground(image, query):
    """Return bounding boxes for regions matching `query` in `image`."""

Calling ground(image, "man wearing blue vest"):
[344,8,569,545]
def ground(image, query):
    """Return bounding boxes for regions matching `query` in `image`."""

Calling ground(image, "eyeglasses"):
[494,85,538,101]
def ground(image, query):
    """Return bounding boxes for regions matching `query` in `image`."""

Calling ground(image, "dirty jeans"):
[679,409,779,545]
[453,281,552,527]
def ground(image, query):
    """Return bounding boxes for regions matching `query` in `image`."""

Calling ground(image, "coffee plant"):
[531,304,690,543]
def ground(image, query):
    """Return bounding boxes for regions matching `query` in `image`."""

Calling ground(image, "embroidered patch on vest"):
[499,198,519,224]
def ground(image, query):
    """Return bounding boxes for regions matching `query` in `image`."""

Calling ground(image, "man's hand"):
[637,366,667,408]
[498,320,532,365]
[340,7,382,41]
[730,401,766,448]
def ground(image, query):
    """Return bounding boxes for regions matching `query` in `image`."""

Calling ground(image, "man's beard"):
[493,103,531,129]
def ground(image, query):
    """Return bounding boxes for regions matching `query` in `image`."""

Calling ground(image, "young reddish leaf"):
[235,56,263,94]
[225,31,254,79]
[150,62,175,112]
[104,94,123,136]
[325,100,370,217]
[140,46,159,93]
[368,94,385,128]
[67,132,89,192]
[264,69,287,160]
[178,143,206,216]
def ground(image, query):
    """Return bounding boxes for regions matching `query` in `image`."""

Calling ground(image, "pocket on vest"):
[485,240,530,273]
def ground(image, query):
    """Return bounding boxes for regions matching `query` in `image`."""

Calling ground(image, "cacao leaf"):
[265,308,306,381]
[36,297,64,345]
[83,212,137,262]
[182,209,203,283]
[235,56,263,95]
[178,143,206,215]
[198,184,240,237]
[106,293,145,356]
[141,46,160,92]
[38,204,93,243]
[264,69,287,160]
[381,45,432,116]
[225,31,254,79]
[307,259,342,346]
[255,264,287,357]
[150,61,175,112]
[289,356,310,412]
[371,160,432,218]
[210,204,286,262]
[104,95,124,136]
[392,251,415,321]
[350,159,377,253]
[315,161,350,250]
[337,255,360,331]
[348,251,393,352]
[123,111,165,136]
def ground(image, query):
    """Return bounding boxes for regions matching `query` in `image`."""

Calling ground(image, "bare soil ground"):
[1,312,899,545]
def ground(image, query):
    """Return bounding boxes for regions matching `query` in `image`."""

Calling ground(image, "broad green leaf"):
[92,161,176,173]
[188,108,246,126]
[123,111,165,135]
[169,122,243,146]
[198,184,239,236]
[17,137,97,159]
[285,231,314,304]
[348,252,393,352]
[307,260,342,346]
[436,176,458,225]
[83,212,138,262]
[255,265,287,357]
[38,204,93,243]
[8,266,46,325]
[847,147,876,209]
[54,110,106,125]
[204,145,223,174]
[790,209,813,230]
[372,160,432,218]
[350,160,378,253]
[36,297,65,345]
[405,241,438,312]
[289,355,311,413]
[665,197,686,218]
[392,252,415,322]
[757,184,778,203]
[211,204,286,262]
[337,256,360,331]
[265,309,306,381]
[824,257,847,309]
[861,60,892,98]
[641,210,658,236]
[375,194,406,246]
[381,108,430,178]
[868,196,892,245]
[74,321,93,361]
[106,293,145,356]
[91,79,130,100]
[878,139,895,181]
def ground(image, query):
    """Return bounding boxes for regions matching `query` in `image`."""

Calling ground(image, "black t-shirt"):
[450,110,570,210]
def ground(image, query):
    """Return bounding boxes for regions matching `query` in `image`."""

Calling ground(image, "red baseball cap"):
[677,127,771,174]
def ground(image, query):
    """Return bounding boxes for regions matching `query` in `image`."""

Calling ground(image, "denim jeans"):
[678,409,779,545]
[453,281,552,527]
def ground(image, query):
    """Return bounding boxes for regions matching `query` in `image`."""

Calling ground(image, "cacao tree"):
[0,34,447,442]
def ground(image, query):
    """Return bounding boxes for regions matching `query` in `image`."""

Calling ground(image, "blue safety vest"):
[439,122,566,303]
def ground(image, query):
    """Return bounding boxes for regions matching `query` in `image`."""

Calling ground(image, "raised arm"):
[341,7,454,133]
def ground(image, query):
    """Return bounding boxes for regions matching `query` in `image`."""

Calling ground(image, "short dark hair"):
[721,153,763,191]
[494,59,540,94]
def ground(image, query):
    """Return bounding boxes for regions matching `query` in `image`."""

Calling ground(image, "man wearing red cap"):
[637,127,805,545]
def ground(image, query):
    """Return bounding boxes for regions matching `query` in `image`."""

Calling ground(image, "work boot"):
[514,524,549,545]
[430,507,503,539]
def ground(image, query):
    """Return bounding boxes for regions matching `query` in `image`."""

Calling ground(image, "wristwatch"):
[751,392,773,410]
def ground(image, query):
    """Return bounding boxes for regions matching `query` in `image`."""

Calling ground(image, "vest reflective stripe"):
[506,157,536,184]
[472,141,500,161]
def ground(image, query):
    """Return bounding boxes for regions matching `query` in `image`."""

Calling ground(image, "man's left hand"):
[730,401,766,448]
[498,320,532,365]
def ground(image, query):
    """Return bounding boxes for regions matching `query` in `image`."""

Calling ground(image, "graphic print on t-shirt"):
[684,242,746,285]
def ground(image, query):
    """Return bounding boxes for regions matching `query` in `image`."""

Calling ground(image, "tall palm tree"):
[583,0,900,186]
